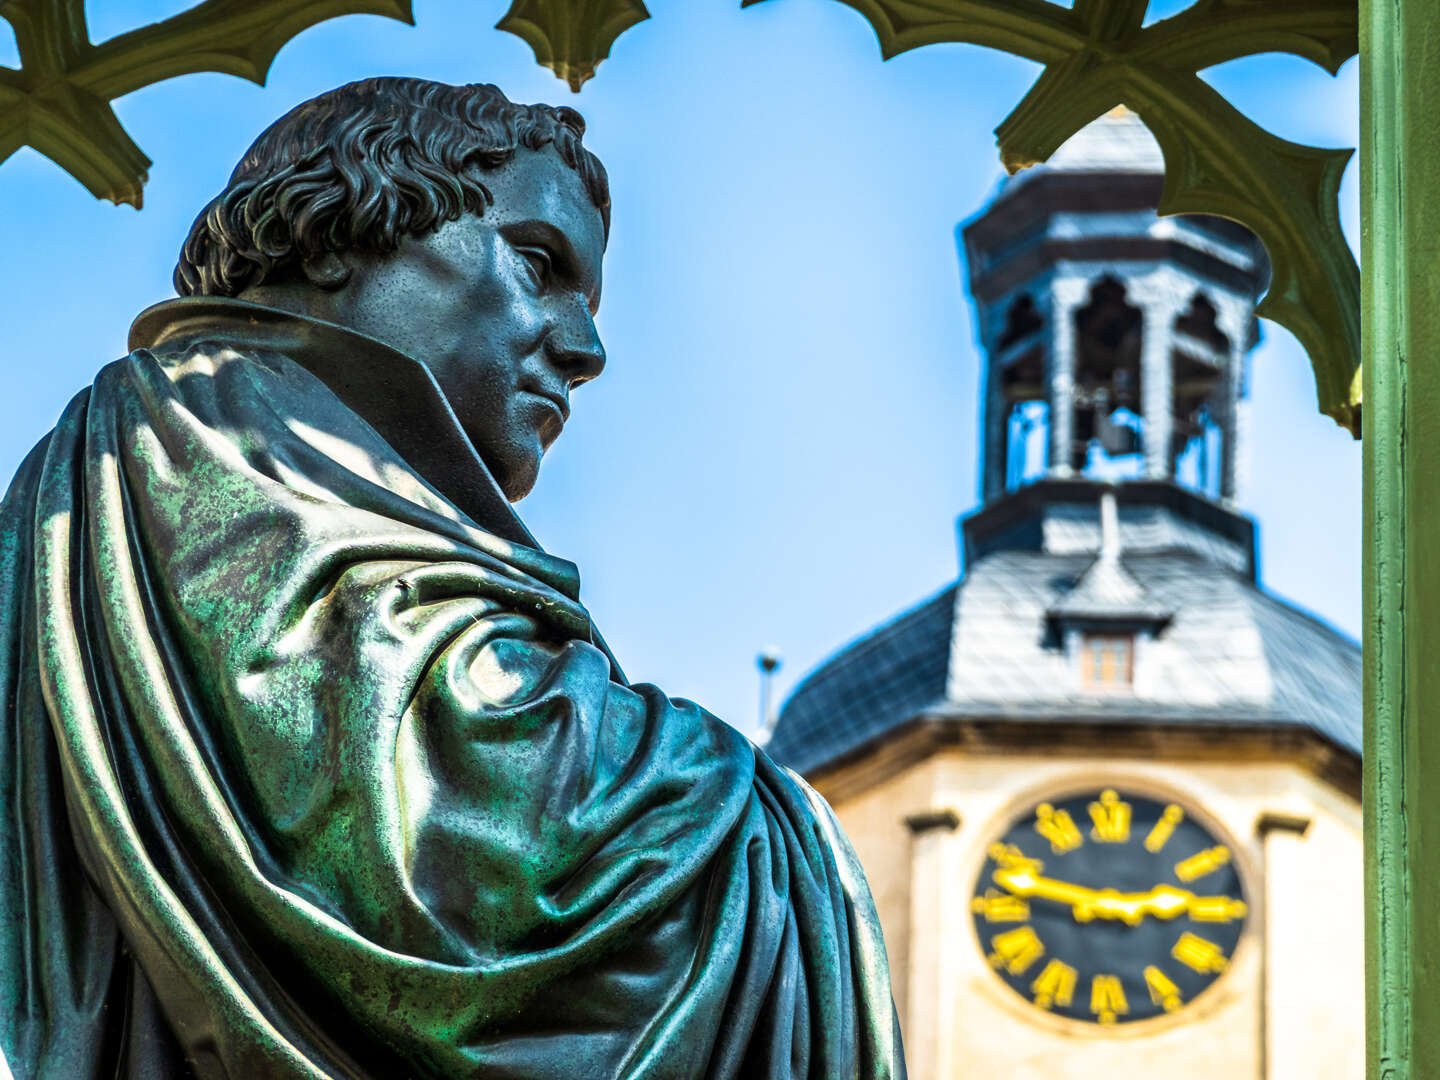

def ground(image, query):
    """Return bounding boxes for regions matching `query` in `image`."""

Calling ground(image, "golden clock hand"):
[1121,884,1247,924]
[994,870,1152,923]
[993,869,1246,925]
[1136,884,1191,921]
[991,866,1108,919]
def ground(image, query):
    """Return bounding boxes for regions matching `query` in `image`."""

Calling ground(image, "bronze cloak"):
[0,300,905,1079]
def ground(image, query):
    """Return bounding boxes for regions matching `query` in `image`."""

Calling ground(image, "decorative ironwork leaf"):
[496,0,650,93]
[745,0,1361,433]
[0,0,415,208]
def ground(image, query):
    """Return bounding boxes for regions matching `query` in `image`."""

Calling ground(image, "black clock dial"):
[971,788,1247,1026]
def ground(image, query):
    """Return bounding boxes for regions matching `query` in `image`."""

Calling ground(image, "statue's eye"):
[519,246,553,286]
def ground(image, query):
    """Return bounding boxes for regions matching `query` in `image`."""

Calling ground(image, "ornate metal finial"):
[496,0,650,93]
[0,0,415,207]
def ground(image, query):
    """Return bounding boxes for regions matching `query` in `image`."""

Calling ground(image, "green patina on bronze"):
[1361,0,1440,1076]
[0,78,905,1077]
[4,2,1423,1073]
[0,300,905,1080]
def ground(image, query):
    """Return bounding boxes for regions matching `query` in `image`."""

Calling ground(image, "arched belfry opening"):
[1171,292,1233,496]
[1071,275,1143,474]
[992,293,1050,489]
[998,293,1045,350]
[961,107,1269,505]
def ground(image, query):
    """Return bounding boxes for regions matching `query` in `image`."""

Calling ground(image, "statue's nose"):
[548,309,606,386]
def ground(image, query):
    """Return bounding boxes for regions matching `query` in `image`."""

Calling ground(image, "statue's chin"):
[462,420,543,503]
[492,455,541,504]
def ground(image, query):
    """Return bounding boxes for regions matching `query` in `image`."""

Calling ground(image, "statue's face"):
[320,148,606,501]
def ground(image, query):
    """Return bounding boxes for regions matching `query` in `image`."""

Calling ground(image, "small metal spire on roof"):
[1099,488,1121,564]
[1048,490,1172,622]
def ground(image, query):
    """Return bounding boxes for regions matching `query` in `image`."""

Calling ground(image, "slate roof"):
[767,486,1362,775]
[765,585,957,773]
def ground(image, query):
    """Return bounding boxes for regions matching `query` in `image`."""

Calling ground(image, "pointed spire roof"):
[1001,106,1164,199]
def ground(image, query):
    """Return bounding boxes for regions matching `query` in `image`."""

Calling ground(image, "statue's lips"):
[522,390,569,432]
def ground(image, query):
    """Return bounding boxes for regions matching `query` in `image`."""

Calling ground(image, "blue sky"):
[0,0,1361,736]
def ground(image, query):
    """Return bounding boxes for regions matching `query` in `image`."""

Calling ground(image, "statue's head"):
[175,77,611,502]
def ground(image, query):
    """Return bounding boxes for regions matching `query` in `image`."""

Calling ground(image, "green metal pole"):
[1363,1,1440,1076]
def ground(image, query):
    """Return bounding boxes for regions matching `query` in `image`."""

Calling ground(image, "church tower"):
[766,110,1361,1079]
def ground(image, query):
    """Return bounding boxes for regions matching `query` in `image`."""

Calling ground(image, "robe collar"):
[128,296,624,678]
[129,296,537,550]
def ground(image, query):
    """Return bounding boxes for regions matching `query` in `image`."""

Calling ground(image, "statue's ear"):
[300,252,352,291]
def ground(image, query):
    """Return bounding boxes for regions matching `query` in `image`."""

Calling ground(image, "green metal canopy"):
[0,0,1363,434]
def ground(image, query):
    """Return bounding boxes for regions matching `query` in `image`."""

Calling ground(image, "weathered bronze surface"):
[0,78,904,1079]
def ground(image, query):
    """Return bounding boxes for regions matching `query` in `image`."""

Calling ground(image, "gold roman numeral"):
[1172,932,1230,974]
[1090,974,1128,1024]
[1088,789,1132,842]
[1031,959,1077,1009]
[1188,895,1248,922]
[989,843,1043,872]
[971,890,1030,922]
[1144,965,1183,1012]
[1035,803,1084,853]
[988,926,1045,975]
[1175,845,1231,883]
[1144,804,1185,852]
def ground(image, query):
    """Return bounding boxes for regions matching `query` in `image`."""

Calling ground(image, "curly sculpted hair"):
[175,77,610,298]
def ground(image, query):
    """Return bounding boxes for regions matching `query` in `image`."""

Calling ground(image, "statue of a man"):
[0,78,903,1079]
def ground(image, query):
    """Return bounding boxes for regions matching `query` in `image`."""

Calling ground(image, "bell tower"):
[769,105,1362,1080]
[961,108,1272,505]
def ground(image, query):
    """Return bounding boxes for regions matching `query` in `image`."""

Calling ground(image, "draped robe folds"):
[0,299,905,1079]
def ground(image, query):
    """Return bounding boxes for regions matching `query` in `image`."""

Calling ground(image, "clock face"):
[971,788,1247,1026]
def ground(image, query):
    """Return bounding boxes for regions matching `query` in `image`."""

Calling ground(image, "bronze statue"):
[0,78,904,1078]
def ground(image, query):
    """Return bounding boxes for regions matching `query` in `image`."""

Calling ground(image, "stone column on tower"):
[1131,273,1188,481]
[1048,275,1090,477]
[981,323,1009,502]
[1214,296,1254,503]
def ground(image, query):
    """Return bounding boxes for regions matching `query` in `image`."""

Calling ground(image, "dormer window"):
[1083,632,1134,689]
[1048,491,1168,693]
